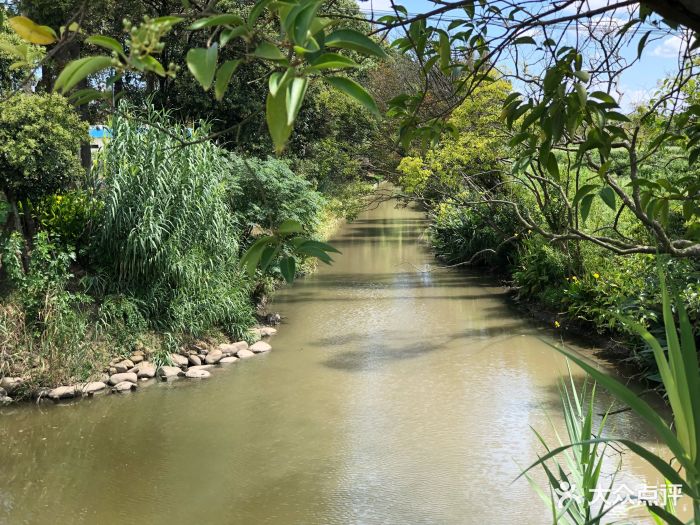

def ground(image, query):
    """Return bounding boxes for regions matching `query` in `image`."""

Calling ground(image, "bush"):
[429,198,520,268]
[230,154,325,234]
[0,93,86,218]
[93,104,255,338]
[35,190,101,250]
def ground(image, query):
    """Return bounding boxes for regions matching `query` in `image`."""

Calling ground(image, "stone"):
[113,359,134,373]
[157,366,184,380]
[219,341,248,356]
[204,349,223,364]
[108,372,138,386]
[109,367,117,375]
[188,364,214,371]
[188,355,202,366]
[134,362,156,379]
[100,373,110,382]
[113,381,136,392]
[130,354,144,364]
[185,369,211,379]
[260,326,278,337]
[0,377,23,394]
[48,385,77,400]
[250,341,272,353]
[236,349,255,359]
[0,396,12,405]
[81,382,107,395]
[219,356,239,364]
[0,387,6,397]
[170,353,189,367]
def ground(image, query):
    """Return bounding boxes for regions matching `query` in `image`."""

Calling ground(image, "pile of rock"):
[0,325,277,406]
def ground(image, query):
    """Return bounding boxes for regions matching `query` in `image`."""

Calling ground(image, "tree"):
[0,92,86,241]
[4,0,700,259]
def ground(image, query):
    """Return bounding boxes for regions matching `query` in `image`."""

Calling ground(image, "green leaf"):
[186,44,218,91]
[438,30,450,71]
[295,239,341,254]
[545,152,559,181]
[253,41,287,61]
[307,53,359,71]
[214,59,241,100]
[220,26,250,47]
[266,84,292,154]
[574,83,587,106]
[259,244,280,272]
[287,76,308,126]
[324,76,380,116]
[86,35,124,56]
[189,14,243,30]
[580,194,594,223]
[324,29,388,58]
[8,16,57,45]
[589,91,617,105]
[240,236,274,276]
[54,56,113,93]
[278,219,304,235]
[513,36,536,45]
[573,184,599,206]
[638,30,651,59]
[573,70,590,82]
[279,256,296,283]
[598,186,616,210]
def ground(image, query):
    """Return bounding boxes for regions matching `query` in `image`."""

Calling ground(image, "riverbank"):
[0,326,278,403]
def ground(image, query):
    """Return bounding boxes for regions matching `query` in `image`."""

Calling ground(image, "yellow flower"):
[593,272,600,279]
[554,320,561,328]
[572,276,578,282]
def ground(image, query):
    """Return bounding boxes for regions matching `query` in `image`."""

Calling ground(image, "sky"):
[354,0,690,110]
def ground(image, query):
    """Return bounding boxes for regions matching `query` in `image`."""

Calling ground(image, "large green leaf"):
[279,256,296,283]
[324,76,380,116]
[324,29,388,58]
[306,53,359,71]
[54,56,113,93]
[253,41,287,61]
[186,44,218,91]
[240,236,275,276]
[86,36,124,56]
[266,85,292,154]
[214,59,241,101]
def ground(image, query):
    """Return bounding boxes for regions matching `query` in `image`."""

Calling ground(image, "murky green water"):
[0,197,684,524]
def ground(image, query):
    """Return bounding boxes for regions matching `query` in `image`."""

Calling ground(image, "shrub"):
[0,93,86,233]
[93,104,255,338]
[230,154,325,235]
[429,199,520,268]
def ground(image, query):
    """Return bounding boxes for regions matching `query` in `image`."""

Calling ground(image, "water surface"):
[0,197,680,524]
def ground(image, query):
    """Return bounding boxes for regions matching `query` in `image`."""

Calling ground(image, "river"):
[0,196,682,524]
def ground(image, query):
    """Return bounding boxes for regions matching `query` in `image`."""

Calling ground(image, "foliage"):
[398,80,511,201]
[35,190,101,249]
[525,272,700,524]
[93,104,255,338]
[230,154,325,233]
[524,368,617,524]
[0,231,102,386]
[430,197,520,268]
[0,92,86,204]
